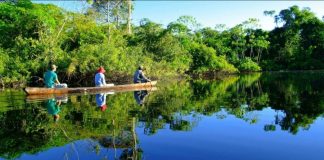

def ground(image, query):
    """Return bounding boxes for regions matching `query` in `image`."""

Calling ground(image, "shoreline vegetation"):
[1,0,324,88]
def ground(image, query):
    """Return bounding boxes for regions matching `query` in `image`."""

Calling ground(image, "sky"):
[35,0,324,31]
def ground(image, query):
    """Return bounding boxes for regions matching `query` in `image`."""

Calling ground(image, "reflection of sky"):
[33,1,324,30]
[137,109,324,160]
[18,139,124,160]
[16,108,324,160]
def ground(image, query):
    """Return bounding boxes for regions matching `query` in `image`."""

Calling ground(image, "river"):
[0,72,323,160]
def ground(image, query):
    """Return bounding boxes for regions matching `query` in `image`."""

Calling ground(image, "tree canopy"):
[0,1,324,85]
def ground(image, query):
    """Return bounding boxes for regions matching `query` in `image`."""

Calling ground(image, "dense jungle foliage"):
[0,0,324,85]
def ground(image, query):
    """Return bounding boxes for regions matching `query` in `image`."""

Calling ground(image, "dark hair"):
[138,66,143,70]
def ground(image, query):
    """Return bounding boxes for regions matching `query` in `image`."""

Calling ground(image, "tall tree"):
[127,0,132,34]
[89,0,132,34]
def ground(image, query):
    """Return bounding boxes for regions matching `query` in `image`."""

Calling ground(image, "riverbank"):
[0,71,186,89]
[2,69,324,89]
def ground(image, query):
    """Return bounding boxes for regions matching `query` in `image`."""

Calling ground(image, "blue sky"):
[35,1,324,31]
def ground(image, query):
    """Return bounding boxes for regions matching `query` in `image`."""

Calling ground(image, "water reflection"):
[133,90,149,106]
[0,72,324,159]
[96,117,142,160]
[45,98,61,122]
[96,93,107,111]
[44,95,68,122]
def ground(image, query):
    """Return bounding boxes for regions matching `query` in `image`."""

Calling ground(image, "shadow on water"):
[0,71,324,159]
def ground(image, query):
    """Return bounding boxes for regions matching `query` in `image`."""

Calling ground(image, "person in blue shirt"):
[134,90,148,106]
[133,66,151,83]
[96,93,107,111]
[44,64,67,88]
[95,66,107,87]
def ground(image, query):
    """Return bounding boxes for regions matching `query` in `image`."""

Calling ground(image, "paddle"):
[106,83,114,87]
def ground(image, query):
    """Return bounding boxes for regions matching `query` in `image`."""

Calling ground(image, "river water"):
[0,72,323,160]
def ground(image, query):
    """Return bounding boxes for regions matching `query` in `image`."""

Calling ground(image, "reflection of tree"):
[96,117,143,160]
[1,72,324,158]
[174,72,324,135]
[261,72,324,134]
[137,74,267,134]
[0,104,51,159]
[190,74,268,124]
[264,124,276,131]
[170,119,191,131]
[119,117,143,160]
[0,92,131,158]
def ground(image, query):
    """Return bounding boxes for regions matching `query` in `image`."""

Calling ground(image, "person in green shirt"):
[46,98,61,122]
[44,64,67,88]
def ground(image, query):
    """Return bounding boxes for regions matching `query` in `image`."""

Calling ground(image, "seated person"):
[44,64,67,88]
[133,66,151,83]
[95,66,108,87]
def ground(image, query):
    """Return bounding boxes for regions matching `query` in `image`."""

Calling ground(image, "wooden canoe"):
[24,81,157,95]
[26,86,158,102]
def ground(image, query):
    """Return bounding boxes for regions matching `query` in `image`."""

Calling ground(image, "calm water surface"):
[0,72,324,160]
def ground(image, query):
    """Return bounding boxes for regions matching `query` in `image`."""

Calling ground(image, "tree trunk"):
[257,48,261,63]
[116,1,120,27]
[106,2,110,23]
[127,0,132,34]
[106,2,111,42]
[132,117,137,159]
[116,10,120,27]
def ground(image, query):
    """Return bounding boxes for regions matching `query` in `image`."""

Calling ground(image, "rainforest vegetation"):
[0,0,324,85]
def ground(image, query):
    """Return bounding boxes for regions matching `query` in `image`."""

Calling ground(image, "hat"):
[97,66,106,73]
[51,64,57,70]
[138,65,143,70]
[100,104,107,111]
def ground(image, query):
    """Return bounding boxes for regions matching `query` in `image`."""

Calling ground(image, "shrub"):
[238,58,261,72]
[190,43,238,73]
